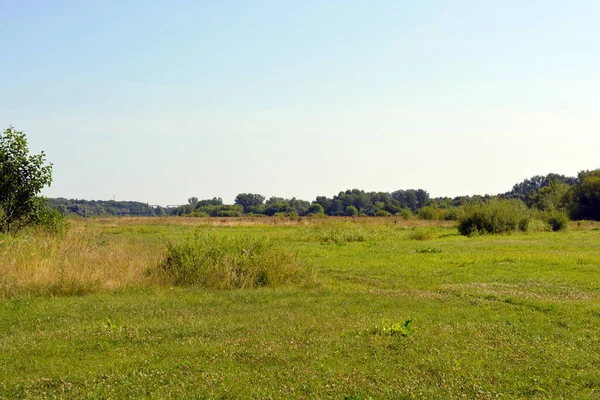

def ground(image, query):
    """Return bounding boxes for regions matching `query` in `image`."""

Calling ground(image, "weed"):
[370,319,412,337]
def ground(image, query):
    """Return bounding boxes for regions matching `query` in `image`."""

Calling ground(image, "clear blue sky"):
[2,1,599,205]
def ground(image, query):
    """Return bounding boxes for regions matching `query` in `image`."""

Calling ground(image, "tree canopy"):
[0,127,53,233]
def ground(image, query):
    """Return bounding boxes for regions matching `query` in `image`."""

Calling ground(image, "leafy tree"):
[307,203,324,215]
[345,205,358,216]
[569,169,600,220]
[188,197,199,206]
[234,193,265,213]
[0,127,53,233]
[529,180,570,211]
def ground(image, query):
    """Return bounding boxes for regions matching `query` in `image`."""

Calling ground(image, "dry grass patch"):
[0,228,161,298]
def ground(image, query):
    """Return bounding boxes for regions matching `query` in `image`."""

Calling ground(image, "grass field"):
[1,217,600,399]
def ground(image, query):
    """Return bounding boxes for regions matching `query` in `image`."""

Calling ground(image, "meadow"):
[1,217,600,399]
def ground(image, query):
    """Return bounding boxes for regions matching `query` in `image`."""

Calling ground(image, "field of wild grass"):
[2,217,600,398]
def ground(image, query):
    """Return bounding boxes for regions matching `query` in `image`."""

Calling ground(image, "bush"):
[417,206,444,220]
[541,210,569,231]
[397,209,414,220]
[345,206,359,217]
[457,198,530,236]
[307,204,325,215]
[375,209,389,217]
[158,233,306,289]
[29,198,68,235]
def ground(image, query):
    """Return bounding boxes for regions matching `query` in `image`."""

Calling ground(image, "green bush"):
[375,209,389,217]
[158,233,306,289]
[345,206,359,217]
[307,204,325,215]
[541,210,569,231]
[457,199,530,236]
[397,208,414,220]
[417,206,444,220]
[29,200,68,235]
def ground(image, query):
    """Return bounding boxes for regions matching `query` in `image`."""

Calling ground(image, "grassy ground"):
[1,217,600,398]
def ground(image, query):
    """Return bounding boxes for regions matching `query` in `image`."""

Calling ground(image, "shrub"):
[307,203,325,215]
[23,198,68,235]
[345,206,359,217]
[541,210,569,231]
[457,198,530,236]
[397,208,414,220]
[375,209,389,217]
[417,206,444,220]
[158,233,306,289]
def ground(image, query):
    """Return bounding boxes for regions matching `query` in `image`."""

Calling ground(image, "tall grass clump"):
[457,198,530,236]
[158,233,306,289]
[408,226,437,240]
[0,228,158,298]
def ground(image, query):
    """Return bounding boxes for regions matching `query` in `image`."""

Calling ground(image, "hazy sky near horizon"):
[1,1,599,205]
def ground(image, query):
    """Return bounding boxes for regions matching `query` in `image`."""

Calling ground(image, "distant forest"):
[48,169,600,221]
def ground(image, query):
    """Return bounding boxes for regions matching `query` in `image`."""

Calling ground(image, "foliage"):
[529,180,570,211]
[543,210,569,232]
[158,233,305,289]
[0,127,54,233]
[29,197,68,235]
[49,198,165,217]
[397,208,414,220]
[234,193,265,213]
[506,173,576,203]
[307,203,325,215]
[458,198,530,236]
[345,205,359,217]
[417,205,444,220]
[569,169,600,220]
[391,189,429,212]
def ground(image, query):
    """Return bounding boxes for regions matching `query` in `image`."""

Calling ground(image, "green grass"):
[1,218,600,398]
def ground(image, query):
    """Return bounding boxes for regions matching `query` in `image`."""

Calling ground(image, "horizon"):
[2,1,599,205]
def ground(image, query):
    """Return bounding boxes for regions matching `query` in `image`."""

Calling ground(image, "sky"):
[1,0,599,205]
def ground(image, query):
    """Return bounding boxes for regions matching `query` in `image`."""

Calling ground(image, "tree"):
[307,203,325,215]
[234,193,265,213]
[0,127,53,233]
[569,169,600,220]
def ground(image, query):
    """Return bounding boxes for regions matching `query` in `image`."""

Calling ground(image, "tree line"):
[40,171,600,222]
[3,125,600,234]
[162,170,600,221]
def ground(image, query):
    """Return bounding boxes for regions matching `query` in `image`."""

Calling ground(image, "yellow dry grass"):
[0,223,162,298]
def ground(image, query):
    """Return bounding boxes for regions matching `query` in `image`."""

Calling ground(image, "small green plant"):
[371,319,412,337]
[417,247,442,254]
